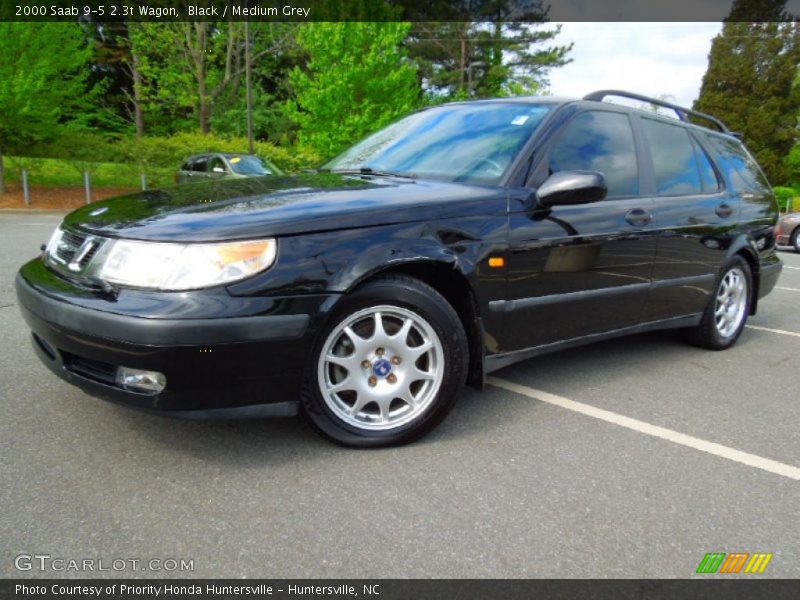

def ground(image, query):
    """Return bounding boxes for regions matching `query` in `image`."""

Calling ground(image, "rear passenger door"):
[637,117,734,322]
[504,108,657,352]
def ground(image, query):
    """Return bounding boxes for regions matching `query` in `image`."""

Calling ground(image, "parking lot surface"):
[1,212,798,578]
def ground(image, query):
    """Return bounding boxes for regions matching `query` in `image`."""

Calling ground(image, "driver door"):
[502,109,657,352]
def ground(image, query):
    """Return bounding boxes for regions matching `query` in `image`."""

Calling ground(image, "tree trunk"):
[198,88,211,134]
[459,35,466,92]
[131,49,145,138]
[0,147,5,195]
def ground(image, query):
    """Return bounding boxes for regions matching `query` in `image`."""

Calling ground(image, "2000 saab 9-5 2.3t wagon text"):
[16,91,782,446]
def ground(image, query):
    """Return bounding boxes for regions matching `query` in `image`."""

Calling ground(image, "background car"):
[176,153,283,184]
[777,212,800,252]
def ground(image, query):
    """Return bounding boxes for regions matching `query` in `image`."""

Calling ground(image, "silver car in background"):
[777,212,800,253]
[176,153,283,184]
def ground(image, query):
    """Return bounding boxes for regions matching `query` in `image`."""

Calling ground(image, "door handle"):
[625,208,652,227]
[715,203,734,218]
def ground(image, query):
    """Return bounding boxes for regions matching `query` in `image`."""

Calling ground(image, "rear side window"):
[704,134,771,193]
[191,157,208,172]
[692,137,722,193]
[548,111,639,198]
[641,118,703,195]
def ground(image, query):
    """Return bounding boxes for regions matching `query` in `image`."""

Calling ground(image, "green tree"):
[694,0,800,183]
[287,22,420,158]
[131,22,295,135]
[0,23,99,193]
[407,2,570,99]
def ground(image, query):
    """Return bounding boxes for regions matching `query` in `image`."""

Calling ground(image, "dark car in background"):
[777,212,800,252]
[16,91,782,447]
[176,153,282,184]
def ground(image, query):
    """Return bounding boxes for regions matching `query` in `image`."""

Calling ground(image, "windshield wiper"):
[332,167,416,180]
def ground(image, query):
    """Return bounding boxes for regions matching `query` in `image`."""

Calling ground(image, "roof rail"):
[582,90,731,134]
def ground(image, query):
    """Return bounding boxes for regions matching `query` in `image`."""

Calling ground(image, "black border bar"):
[3,579,800,600]
[2,0,798,22]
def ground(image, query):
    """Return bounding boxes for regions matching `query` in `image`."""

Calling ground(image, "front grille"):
[78,242,100,266]
[47,228,107,279]
[55,230,87,264]
[64,353,118,385]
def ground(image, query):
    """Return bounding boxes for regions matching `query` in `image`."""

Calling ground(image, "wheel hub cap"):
[372,358,392,378]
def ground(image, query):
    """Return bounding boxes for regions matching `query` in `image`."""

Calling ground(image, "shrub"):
[773,186,799,212]
[116,133,322,174]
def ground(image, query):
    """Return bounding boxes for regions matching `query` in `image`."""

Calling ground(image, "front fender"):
[227,218,507,299]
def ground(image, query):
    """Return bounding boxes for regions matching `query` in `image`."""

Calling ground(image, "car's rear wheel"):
[301,275,468,447]
[688,256,751,350]
[792,228,800,253]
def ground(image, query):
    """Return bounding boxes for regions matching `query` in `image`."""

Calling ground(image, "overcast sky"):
[546,23,723,108]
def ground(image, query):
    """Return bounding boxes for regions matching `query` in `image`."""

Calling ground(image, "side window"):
[691,137,721,193]
[704,134,771,193]
[548,111,639,198]
[192,157,208,172]
[180,161,191,171]
[209,156,227,172]
[641,118,703,195]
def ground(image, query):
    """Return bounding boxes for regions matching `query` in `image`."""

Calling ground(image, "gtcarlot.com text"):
[14,553,194,573]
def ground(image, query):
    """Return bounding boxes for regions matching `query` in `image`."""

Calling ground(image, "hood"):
[63,173,506,242]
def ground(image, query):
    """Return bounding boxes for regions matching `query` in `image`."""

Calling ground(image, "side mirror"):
[212,166,226,174]
[536,170,607,207]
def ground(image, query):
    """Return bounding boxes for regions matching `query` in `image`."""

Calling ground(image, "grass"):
[4,156,176,189]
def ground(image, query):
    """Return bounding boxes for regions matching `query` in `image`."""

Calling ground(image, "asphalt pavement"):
[1,211,798,579]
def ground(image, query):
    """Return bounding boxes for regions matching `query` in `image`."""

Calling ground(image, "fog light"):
[115,367,166,394]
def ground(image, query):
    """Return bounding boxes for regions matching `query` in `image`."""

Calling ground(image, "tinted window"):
[692,137,721,193]
[705,134,770,192]
[326,103,553,184]
[641,119,702,195]
[191,157,208,172]
[548,111,639,198]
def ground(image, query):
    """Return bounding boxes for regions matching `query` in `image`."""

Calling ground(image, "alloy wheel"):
[317,305,445,431]
[714,266,748,338]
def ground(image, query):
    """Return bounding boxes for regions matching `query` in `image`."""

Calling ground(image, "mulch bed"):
[0,184,138,211]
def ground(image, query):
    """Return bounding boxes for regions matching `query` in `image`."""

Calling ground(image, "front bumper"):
[16,260,337,418]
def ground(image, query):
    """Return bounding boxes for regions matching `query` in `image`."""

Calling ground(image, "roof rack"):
[582,90,732,134]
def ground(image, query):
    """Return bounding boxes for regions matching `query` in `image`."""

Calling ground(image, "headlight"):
[97,238,277,290]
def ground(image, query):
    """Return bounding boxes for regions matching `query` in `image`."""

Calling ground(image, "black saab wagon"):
[16,91,782,447]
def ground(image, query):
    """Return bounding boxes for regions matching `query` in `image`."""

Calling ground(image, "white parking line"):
[783,265,800,270]
[776,286,800,292]
[746,325,800,338]
[487,377,800,481]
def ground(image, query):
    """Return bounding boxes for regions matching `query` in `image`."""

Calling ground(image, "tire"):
[687,256,752,350]
[300,274,468,447]
[792,228,800,253]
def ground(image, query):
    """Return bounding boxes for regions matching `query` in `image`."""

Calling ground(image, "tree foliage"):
[287,22,420,158]
[406,1,570,98]
[131,22,296,135]
[0,22,102,191]
[694,0,800,183]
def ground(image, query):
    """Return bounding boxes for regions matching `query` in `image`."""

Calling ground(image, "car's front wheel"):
[792,228,800,253]
[301,275,468,447]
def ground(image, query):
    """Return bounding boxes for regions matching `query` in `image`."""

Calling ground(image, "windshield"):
[229,155,272,176]
[326,102,553,183]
